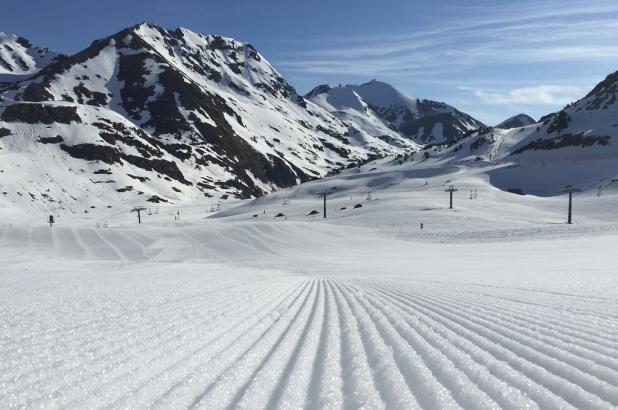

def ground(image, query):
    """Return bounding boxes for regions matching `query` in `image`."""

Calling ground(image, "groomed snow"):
[1,161,618,409]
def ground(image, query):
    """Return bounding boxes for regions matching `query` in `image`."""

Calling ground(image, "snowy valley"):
[1,21,618,410]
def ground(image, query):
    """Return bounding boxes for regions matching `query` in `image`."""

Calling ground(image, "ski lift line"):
[38,176,606,221]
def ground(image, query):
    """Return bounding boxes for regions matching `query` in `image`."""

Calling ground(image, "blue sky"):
[2,0,618,125]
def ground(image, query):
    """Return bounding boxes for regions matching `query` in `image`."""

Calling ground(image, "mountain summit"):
[495,113,536,129]
[306,80,484,145]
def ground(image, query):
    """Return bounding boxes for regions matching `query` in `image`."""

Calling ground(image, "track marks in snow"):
[352,279,618,409]
[2,274,617,409]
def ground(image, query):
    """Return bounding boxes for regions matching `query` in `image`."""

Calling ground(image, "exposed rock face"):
[511,133,610,155]
[36,135,64,144]
[59,143,122,165]
[1,103,81,124]
[583,71,618,110]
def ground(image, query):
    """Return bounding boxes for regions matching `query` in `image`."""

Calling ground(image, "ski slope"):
[2,162,618,409]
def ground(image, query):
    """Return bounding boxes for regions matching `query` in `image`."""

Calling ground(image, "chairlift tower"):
[131,206,147,224]
[560,185,581,224]
[317,190,332,218]
[445,185,458,209]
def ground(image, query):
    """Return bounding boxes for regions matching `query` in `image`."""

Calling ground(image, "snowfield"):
[2,160,618,409]
[2,20,618,410]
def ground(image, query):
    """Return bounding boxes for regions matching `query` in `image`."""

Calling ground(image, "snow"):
[0,32,59,77]
[2,25,415,205]
[312,87,368,113]
[308,84,416,151]
[2,24,618,410]
[1,157,618,409]
[306,79,482,146]
[495,113,536,129]
[0,102,210,208]
[349,79,419,111]
[431,122,444,141]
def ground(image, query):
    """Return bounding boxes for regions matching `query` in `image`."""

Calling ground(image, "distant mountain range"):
[1,22,616,210]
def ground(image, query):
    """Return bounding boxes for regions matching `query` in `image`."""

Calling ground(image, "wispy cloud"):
[276,0,618,77]
[460,85,584,105]
[270,0,618,124]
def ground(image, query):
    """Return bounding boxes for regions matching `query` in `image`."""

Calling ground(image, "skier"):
[420,222,424,232]
[48,215,55,228]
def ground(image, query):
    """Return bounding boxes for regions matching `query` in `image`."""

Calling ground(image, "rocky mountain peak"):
[580,70,618,111]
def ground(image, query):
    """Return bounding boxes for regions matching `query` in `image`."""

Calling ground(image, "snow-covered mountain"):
[0,23,412,211]
[304,83,413,149]
[306,80,485,145]
[414,71,618,195]
[495,113,536,129]
[3,22,618,210]
[0,33,63,82]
